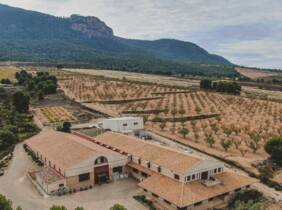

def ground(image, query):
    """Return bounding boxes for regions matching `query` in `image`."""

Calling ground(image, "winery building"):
[25,131,256,210]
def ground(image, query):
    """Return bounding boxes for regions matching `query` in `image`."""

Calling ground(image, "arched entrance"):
[94,156,109,185]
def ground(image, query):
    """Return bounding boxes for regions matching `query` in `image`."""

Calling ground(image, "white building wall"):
[101,117,144,133]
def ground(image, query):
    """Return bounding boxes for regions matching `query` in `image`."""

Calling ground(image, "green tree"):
[159,122,166,131]
[57,122,71,133]
[75,207,84,210]
[0,194,13,210]
[179,128,189,138]
[232,201,263,210]
[16,207,23,210]
[110,204,127,210]
[37,90,45,100]
[12,91,30,113]
[221,139,232,152]
[205,135,215,148]
[49,205,67,210]
[265,136,282,165]
[200,79,212,89]
[0,129,18,148]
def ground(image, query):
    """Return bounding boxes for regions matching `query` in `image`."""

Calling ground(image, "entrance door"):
[94,165,109,185]
[201,171,209,180]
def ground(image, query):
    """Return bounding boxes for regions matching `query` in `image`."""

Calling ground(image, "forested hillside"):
[0,4,238,78]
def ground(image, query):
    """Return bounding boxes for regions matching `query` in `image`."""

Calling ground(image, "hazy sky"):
[1,0,282,69]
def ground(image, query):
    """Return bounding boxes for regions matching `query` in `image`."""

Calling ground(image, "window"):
[113,166,123,173]
[174,174,180,180]
[147,162,151,168]
[95,156,108,165]
[194,201,202,206]
[79,173,90,182]
[133,168,138,173]
[192,174,195,180]
[187,176,191,181]
[158,166,161,173]
[214,168,217,173]
[138,158,141,164]
[141,172,148,178]
[59,184,64,188]
[123,123,128,127]
[134,122,138,126]
[218,168,222,173]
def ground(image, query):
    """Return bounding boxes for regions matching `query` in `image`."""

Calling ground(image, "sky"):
[1,0,282,69]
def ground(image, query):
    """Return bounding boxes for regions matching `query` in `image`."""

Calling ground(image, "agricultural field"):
[34,106,77,125]
[64,68,199,88]
[0,66,19,80]
[58,72,282,173]
[235,67,282,79]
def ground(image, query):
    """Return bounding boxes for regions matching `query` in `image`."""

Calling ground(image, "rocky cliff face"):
[70,14,113,38]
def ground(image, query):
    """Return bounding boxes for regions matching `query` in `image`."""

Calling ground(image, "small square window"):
[134,122,138,125]
[174,174,180,180]
[123,123,128,127]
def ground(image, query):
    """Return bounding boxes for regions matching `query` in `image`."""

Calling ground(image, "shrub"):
[265,136,282,166]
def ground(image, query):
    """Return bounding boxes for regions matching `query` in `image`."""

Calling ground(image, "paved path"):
[0,143,146,210]
[145,131,282,203]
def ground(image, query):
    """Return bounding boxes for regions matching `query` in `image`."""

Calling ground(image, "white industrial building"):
[98,117,144,134]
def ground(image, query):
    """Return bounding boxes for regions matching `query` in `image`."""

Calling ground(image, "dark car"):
[0,169,4,176]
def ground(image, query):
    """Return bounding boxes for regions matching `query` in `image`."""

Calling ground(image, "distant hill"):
[0,4,237,77]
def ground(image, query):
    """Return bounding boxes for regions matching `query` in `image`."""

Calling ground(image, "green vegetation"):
[0,194,13,210]
[200,79,241,94]
[0,88,39,150]
[133,195,156,210]
[109,204,127,210]
[265,136,282,166]
[0,78,12,84]
[12,91,30,113]
[0,4,239,78]
[15,70,57,100]
[228,189,264,210]
[0,194,127,210]
[57,122,72,133]
[49,206,67,210]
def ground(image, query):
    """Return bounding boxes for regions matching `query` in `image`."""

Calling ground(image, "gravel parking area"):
[0,143,146,210]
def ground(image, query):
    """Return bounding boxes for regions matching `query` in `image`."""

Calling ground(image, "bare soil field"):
[242,86,282,101]
[236,67,282,79]
[64,68,199,88]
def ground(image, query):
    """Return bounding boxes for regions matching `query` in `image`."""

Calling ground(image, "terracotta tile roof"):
[138,172,257,208]
[95,132,201,174]
[25,131,125,171]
